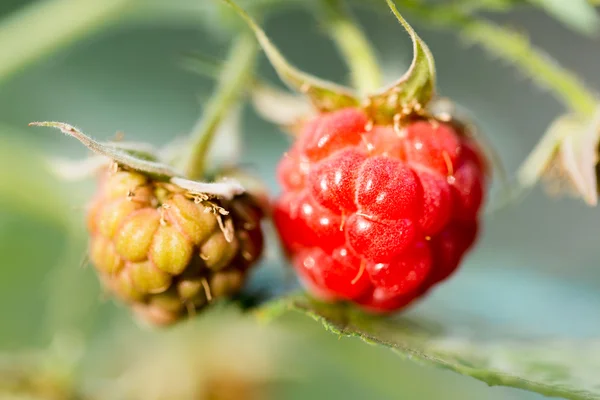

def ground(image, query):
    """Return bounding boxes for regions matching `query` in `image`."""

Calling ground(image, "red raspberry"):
[273,108,488,313]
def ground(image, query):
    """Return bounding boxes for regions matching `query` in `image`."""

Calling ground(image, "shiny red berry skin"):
[273,108,489,313]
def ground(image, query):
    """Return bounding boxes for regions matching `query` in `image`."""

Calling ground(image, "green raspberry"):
[87,167,265,326]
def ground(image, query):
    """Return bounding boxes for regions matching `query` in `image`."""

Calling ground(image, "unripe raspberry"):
[274,108,489,313]
[87,167,265,326]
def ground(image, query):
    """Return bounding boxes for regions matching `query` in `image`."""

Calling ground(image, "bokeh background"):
[1,0,599,399]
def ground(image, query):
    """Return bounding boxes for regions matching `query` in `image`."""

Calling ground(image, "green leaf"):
[29,122,180,179]
[367,0,436,121]
[261,293,600,400]
[530,0,600,36]
[219,0,360,111]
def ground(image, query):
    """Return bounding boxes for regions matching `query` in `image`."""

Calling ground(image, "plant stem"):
[319,0,383,95]
[183,32,258,180]
[0,0,136,84]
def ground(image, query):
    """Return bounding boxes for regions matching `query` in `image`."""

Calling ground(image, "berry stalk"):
[182,31,258,180]
[319,0,383,95]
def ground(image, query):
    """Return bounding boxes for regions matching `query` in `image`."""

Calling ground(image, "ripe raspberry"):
[87,167,264,325]
[274,108,488,313]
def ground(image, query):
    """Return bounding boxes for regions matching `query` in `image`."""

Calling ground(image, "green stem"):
[319,0,383,95]
[183,32,258,180]
[0,0,136,84]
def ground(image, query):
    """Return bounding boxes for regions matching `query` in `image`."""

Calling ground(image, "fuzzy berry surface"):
[274,108,488,313]
[87,168,264,325]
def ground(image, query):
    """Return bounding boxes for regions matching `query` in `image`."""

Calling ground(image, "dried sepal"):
[30,121,180,179]
[219,0,360,112]
[212,166,271,215]
[31,121,249,200]
[170,177,245,201]
[518,107,600,206]
[366,0,436,122]
[105,141,161,161]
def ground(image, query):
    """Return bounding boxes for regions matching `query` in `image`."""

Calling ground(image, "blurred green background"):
[1,0,600,399]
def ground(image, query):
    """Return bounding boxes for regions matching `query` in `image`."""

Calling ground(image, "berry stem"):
[320,0,383,96]
[182,32,258,180]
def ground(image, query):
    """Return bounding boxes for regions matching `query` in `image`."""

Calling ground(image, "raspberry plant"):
[2,0,600,400]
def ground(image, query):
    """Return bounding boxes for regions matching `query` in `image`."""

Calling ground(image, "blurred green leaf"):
[260,293,600,400]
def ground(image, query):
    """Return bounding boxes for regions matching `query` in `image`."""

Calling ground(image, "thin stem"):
[0,0,137,84]
[320,0,383,95]
[183,32,258,180]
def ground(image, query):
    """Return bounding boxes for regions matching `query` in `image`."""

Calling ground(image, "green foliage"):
[262,293,600,400]
[1,0,600,399]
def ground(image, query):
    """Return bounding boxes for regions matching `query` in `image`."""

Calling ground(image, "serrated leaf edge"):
[269,294,598,400]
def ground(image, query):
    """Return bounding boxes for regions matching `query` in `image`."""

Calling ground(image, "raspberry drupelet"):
[274,108,488,313]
